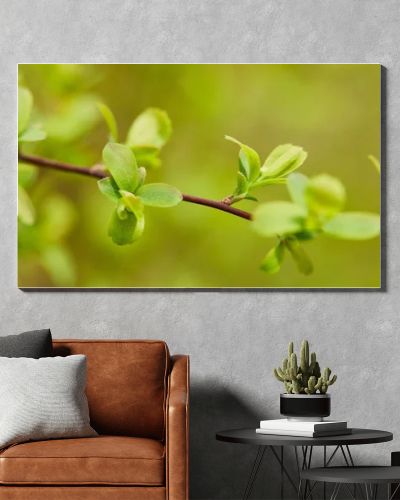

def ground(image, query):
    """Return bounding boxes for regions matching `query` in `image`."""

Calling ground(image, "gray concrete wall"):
[1,1,398,498]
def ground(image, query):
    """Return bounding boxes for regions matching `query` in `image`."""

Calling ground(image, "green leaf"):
[126,108,172,150]
[260,241,285,274]
[102,143,139,193]
[323,212,380,240]
[132,146,162,169]
[97,102,118,142]
[253,177,287,187]
[108,209,139,245]
[137,167,147,188]
[287,173,309,206]
[136,183,182,207]
[18,86,33,135]
[119,191,145,242]
[252,201,307,238]
[107,191,145,244]
[368,154,380,174]
[294,230,317,241]
[18,125,46,143]
[18,185,35,225]
[97,177,120,203]
[234,172,249,196]
[119,190,144,212]
[261,144,307,178]
[225,135,260,181]
[305,174,346,217]
[286,237,313,275]
[116,199,129,219]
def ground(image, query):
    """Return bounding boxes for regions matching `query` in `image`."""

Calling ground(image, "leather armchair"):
[0,340,189,500]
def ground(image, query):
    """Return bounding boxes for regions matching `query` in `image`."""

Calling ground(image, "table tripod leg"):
[324,446,327,500]
[294,446,301,480]
[341,446,359,499]
[270,446,298,493]
[298,478,303,500]
[365,483,373,500]
[388,481,400,500]
[242,445,266,500]
[281,447,284,500]
[330,483,341,500]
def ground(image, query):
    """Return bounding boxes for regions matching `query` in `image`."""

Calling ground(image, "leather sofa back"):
[53,340,170,440]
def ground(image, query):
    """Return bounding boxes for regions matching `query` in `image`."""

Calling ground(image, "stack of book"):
[256,419,351,438]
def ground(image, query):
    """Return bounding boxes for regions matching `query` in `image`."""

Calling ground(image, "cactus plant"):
[273,340,337,395]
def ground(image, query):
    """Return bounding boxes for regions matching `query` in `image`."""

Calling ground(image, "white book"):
[259,419,347,432]
[256,428,352,438]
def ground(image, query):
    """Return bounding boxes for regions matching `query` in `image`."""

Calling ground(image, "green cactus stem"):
[300,340,309,372]
[272,340,337,395]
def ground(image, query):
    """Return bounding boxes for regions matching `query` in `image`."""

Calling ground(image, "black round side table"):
[301,466,400,500]
[216,428,393,500]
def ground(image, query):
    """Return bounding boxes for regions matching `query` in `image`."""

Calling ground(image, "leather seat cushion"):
[0,436,165,486]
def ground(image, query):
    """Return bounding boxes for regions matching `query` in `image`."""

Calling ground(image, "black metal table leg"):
[281,447,284,500]
[324,446,327,500]
[243,445,266,499]
[243,445,300,499]
[270,445,299,493]
[242,442,383,500]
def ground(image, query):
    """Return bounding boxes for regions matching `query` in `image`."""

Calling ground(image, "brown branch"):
[18,152,106,179]
[18,152,252,221]
[181,194,251,220]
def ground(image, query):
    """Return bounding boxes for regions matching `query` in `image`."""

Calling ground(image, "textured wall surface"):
[1,1,399,498]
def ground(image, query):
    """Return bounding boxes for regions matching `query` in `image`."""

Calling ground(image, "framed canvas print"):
[18,64,381,289]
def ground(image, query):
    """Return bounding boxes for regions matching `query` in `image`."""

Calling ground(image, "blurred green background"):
[18,64,381,288]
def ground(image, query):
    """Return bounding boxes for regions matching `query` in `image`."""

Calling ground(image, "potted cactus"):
[273,340,337,420]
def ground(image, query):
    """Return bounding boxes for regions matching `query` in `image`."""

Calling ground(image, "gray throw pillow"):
[0,329,53,358]
[0,355,97,449]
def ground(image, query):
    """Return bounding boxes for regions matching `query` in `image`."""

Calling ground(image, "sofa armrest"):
[166,355,189,500]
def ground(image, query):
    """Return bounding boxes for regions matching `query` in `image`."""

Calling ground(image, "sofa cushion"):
[0,436,165,486]
[0,355,97,449]
[0,329,53,358]
[52,340,170,440]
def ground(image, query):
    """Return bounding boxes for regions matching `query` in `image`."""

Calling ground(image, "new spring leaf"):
[305,174,346,217]
[108,210,139,245]
[261,144,307,178]
[260,242,285,274]
[97,177,120,203]
[136,183,182,207]
[102,143,139,193]
[323,212,380,240]
[127,108,172,150]
[225,135,260,182]
[97,102,118,142]
[252,202,307,237]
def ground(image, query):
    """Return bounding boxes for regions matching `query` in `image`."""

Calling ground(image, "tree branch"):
[18,152,252,221]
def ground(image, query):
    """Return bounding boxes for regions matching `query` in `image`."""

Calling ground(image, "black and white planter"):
[280,393,331,421]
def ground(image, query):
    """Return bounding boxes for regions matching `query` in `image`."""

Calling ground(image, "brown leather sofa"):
[0,339,189,500]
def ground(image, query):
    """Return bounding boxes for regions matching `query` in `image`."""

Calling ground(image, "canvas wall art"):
[18,64,381,288]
